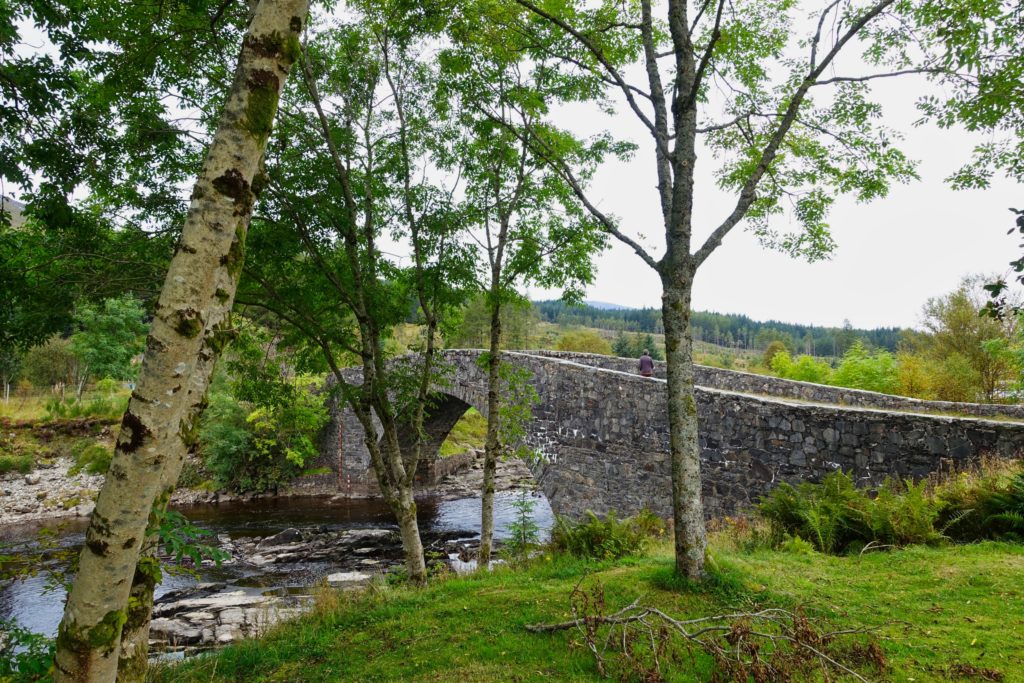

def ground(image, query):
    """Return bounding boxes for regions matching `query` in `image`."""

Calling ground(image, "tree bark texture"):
[54,2,308,680]
[661,276,706,579]
[115,291,232,682]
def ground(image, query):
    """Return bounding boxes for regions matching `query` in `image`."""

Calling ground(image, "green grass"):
[0,389,130,422]
[150,541,1024,682]
[0,453,34,474]
[439,408,488,457]
[0,419,117,477]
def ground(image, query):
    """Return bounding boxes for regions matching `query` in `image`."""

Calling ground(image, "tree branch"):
[693,0,897,268]
[687,0,726,108]
[512,0,671,162]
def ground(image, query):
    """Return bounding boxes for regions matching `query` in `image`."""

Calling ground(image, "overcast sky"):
[529,44,1021,332]
[10,8,1019,332]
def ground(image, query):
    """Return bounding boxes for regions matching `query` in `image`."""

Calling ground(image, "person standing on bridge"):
[638,349,655,377]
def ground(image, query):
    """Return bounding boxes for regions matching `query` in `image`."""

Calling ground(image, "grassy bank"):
[152,540,1024,682]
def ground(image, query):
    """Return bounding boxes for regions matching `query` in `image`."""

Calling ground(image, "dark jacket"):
[638,354,655,376]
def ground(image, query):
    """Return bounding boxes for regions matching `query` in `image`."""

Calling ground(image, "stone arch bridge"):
[308,350,1024,520]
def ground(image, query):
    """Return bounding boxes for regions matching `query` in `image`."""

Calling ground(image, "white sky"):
[529,28,1022,332]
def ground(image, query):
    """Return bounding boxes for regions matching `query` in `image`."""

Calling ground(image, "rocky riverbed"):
[0,457,102,521]
[147,525,479,650]
[1,443,537,525]
[2,453,549,655]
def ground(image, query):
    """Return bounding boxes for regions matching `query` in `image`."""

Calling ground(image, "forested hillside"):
[534,300,906,355]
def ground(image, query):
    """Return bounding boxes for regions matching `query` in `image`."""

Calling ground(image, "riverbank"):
[2,485,553,652]
[153,539,1024,682]
[1,416,528,524]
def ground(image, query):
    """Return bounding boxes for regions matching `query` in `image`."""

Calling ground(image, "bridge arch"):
[310,350,1024,520]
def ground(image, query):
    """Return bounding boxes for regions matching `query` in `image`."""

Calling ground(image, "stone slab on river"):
[150,584,309,648]
[326,571,372,584]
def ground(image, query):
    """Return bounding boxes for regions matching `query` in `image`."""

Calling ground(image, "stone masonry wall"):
[321,350,1024,520]
[526,350,1024,420]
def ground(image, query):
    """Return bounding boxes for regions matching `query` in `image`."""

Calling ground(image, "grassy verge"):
[439,408,487,457]
[151,540,1024,682]
[0,418,116,476]
[0,390,129,422]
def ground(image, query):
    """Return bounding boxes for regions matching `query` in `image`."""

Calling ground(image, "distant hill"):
[1,196,25,228]
[533,300,907,355]
[584,300,628,310]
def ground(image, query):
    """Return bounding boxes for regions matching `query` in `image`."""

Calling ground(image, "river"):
[0,491,554,640]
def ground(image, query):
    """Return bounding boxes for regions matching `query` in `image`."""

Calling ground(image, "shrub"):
[830,342,899,394]
[934,460,1024,542]
[984,473,1024,539]
[896,352,933,399]
[68,440,112,475]
[199,384,328,494]
[763,340,788,367]
[549,509,665,560]
[44,395,125,421]
[779,535,816,555]
[176,458,207,489]
[770,351,833,384]
[198,391,256,491]
[95,377,120,395]
[555,329,613,355]
[758,471,942,554]
[929,352,982,402]
[0,619,54,682]
[0,454,33,475]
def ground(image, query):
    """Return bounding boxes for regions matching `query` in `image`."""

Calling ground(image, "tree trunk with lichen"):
[115,304,230,682]
[394,490,427,581]
[53,2,308,680]
[478,285,503,569]
[661,273,706,580]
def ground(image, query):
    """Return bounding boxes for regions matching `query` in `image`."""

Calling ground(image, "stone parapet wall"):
[321,350,1024,520]
[524,350,1024,420]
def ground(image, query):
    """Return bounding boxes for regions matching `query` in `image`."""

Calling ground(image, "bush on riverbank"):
[550,508,665,560]
[758,458,1024,553]
[0,453,32,475]
[199,377,328,494]
[67,440,112,476]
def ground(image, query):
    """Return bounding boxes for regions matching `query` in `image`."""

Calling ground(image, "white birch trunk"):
[53,2,308,680]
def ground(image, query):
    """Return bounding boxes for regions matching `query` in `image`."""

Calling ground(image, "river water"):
[0,491,554,639]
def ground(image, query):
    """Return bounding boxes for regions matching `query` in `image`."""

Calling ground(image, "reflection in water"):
[0,491,553,639]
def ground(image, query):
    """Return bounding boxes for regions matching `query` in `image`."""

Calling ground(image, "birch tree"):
[440,19,608,567]
[53,2,308,680]
[233,7,475,583]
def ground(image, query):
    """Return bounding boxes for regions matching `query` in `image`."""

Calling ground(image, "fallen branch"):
[527,581,886,681]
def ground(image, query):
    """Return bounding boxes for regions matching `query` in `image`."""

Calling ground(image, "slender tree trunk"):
[661,275,706,579]
[53,3,307,680]
[394,489,427,581]
[478,291,502,568]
